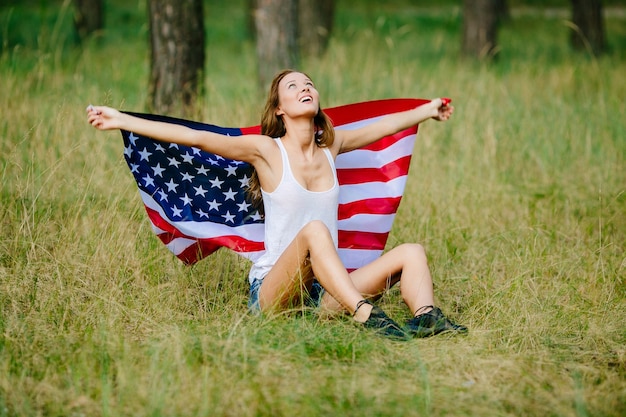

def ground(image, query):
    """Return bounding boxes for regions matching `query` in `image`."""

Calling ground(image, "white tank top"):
[248,138,339,283]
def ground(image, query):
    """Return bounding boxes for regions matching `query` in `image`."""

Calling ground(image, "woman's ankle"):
[413,304,434,317]
[353,299,373,323]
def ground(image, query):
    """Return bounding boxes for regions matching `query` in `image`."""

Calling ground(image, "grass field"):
[1,1,625,416]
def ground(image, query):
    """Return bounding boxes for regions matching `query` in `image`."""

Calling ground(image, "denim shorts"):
[248,278,325,313]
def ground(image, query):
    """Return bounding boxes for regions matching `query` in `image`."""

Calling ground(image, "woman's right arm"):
[86,105,267,163]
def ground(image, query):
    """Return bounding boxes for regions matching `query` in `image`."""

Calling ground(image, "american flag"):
[121,98,427,271]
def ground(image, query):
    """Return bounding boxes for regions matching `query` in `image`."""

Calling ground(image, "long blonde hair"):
[247,69,335,216]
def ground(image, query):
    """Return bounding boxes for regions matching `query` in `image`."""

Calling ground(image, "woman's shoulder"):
[237,133,276,146]
[242,134,280,158]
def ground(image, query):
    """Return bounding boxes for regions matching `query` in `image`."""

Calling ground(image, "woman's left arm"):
[335,98,454,154]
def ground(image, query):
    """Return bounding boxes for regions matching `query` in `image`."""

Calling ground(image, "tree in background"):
[298,0,335,58]
[250,0,335,88]
[73,0,103,42]
[147,0,205,117]
[462,0,502,60]
[570,0,606,56]
[494,0,509,23]
[253,0,299,90]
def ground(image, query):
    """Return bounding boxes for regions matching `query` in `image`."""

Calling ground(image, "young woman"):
[87,69,467,340]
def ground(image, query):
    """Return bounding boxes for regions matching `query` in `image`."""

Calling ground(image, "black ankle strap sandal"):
[413,305,434,317]
[406,306,468,338]
[354,299,407,341]
[354,299,372,316]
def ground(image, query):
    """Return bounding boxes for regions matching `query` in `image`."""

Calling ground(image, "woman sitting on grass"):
[87,69,467,340]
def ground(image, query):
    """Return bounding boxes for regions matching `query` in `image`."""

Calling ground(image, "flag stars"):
[128,133,139,145]
[225,165,238,177]
[237,200,251,212]
[238,174,250,188]
[222,211,235,224]
[193,185,208,197]
[171,205,183,218]
[196,165,210,175]
[152,163,166,177]
[180,193,193,206]
[195,208,209,219]
[142,174,155,188]
[207,199,221,211]
[164,178,179,193]
[124,121,277,249]
[209,177,224,189]
[138,147,152,161]
[181,152,195,164]
[181,172,195,182]
[168,156,181,168]
[223,188,237,201]
[157,189,168,202]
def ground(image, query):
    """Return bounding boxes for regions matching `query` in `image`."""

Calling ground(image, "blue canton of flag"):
[120,112,266,264]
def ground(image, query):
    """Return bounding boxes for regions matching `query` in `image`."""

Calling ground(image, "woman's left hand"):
[432,98,454,121]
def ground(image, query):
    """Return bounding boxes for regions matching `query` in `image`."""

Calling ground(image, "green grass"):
[1,1,625,416]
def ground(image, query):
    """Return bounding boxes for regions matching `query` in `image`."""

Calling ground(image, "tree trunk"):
[570,0,606,56]
[298,0,335,58]
[495,0,509,23]
[462,0,500,59]
[148,0,205,117]
[247,0,257,40]
[73,0,104,42]
[254,0,299,91]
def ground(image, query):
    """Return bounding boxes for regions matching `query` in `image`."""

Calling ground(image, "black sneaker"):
[362,304,408,341]
[405,306,467,338]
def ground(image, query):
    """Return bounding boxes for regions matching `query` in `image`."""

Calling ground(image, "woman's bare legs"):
[319,243,435,315]
[258,220,373,322]
[319,242,467,337]
[256,229,462,338]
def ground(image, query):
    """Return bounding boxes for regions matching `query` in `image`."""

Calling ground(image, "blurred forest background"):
[1,0,623,114]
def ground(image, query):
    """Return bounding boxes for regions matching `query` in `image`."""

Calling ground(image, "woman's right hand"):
[86,105,123,130]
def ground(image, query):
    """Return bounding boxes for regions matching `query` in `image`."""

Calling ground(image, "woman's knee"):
[300,220,332,242]
[397,243,428,263]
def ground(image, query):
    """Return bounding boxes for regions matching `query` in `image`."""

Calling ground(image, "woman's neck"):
[282,117,317,153]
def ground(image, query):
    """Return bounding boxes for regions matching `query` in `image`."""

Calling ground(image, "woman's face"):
[275,72,319,119]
